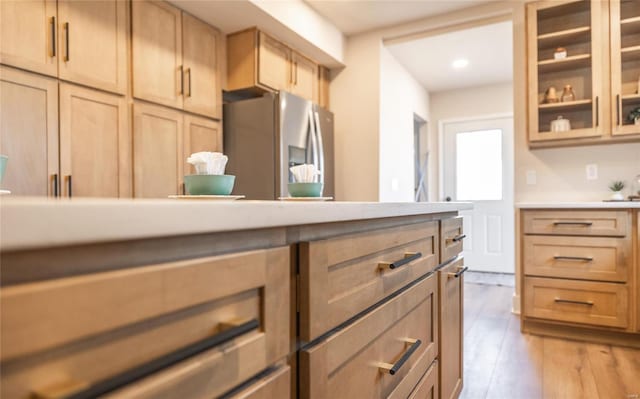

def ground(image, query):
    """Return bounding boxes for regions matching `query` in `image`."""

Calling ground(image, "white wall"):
[379,46,430,202]
[429,83,513,200]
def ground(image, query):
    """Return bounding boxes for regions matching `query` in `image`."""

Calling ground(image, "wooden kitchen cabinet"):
[258,31,292,92]
[132,0,222,119]
[290,51,318,102]
[609,0,640,136]
[0,66,59,196]
[133,102,183,198]
[183,114,222,175]
[227,28,326,103]
[57,0,128,94]
[182,13,222,119]
[0,0,58,77]
[318,66,330,109]
[132,0,183,110]
[59,83,130,198]
[438,258,464,399]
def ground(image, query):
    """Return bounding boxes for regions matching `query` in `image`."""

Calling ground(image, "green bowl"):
[0,155,7,185]
[288,182,323,197]
[184,175,235,195]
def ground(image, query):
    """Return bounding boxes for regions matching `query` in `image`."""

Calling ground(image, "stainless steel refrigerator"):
[223,92,334,200]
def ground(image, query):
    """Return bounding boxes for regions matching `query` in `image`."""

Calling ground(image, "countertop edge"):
[516,202,640,209]
[0,199,473,251]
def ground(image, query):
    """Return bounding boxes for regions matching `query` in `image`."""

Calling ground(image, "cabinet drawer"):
[524,235,631,282]
[524,277,628,329]
[226,365,291,399]
[409,360,438,399]
[300,221,439,342]
[440,217,464,263]
[300,273,438,399]
[1,247,290,398]
[523,210,629,237]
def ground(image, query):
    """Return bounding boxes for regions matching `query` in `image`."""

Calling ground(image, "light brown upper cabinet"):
[59,83,130,198]
[527,0,640,147]
[183,115,222,176]
[132,1,222,119]
[610,0,640,136]
[527,0,606,145]
[290,51,318,102]
[0,0,58,77]
[0,66,59,196]
[318,66,330,109]
[1,0,127,95]
[227,28,323,103]
[57,0,128,94]
[133,102,184,198]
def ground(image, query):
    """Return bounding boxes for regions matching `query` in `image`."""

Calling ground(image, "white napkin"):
[290,164,320,183]
[187,152,228,175]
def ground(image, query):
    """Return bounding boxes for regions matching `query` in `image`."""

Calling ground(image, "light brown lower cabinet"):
[227,365,291,399]
[438,258,464,399]
[409,361,439,399]
[133,102,222,198]
[300,273,438,399]
[0,66,59,196]
[59,82,130,197]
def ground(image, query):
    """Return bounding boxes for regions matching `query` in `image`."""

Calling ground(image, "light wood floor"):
[460,283,640,399]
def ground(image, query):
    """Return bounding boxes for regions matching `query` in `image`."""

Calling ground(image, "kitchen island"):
[516,202,640,348]
[0,198,471,399]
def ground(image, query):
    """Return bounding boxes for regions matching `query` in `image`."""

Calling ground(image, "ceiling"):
[387,20,512,92]
[305,0,496,36]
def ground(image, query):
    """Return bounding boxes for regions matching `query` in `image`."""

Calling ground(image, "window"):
[455,129,502,201]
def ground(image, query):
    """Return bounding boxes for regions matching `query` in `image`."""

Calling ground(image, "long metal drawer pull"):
[52,174,59,197]
[50,17,56,57]
[554,255,593,262]
[378,338,422,375]
[451,234,466,243]
[67,175,72,198]
[553,221,593,226]
[554,298,594,306]
[379,252,422,270]
[41,319,260,399]
[64,22,70,61]
[448,266,469,279]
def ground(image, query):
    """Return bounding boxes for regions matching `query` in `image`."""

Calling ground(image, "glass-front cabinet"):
[610,0,640,136]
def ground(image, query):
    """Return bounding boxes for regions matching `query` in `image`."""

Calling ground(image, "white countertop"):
[0,198,472,251]
[516,202,640,209]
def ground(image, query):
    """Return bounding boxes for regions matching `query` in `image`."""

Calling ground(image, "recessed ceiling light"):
[452,59,469,69]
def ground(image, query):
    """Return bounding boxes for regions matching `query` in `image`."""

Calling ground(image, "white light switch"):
[586,164,598,180]
[526,170,537,185]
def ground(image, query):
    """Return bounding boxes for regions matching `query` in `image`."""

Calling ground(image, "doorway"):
[441,116,514,273]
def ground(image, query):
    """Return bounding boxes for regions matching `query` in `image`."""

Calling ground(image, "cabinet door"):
[290,51,318,102]
[439,258,464,399]
[183,114,222,175]
[59,83,130,198]
[57,0,127,94]
[0,0,57,77]
[0,66,58,196]
[132,0,183,109]
[133,102,183,198]
[527,0,606,144]
[610,0,640,136]
[258,31,291,91]
[182,13,221,119]
[318,66,330,109]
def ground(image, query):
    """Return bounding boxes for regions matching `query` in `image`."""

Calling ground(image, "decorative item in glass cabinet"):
[628,107,640,126]
[608,180,625,201]
[561,85,576,102]
[543,86,559,104]
[554,47,567,60]
[550,116,571,132]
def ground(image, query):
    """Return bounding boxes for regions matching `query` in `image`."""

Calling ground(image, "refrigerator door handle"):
[307,108,319,178]
[314,109,325,184]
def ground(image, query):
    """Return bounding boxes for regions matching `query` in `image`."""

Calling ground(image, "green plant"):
[609,180,625,192]
[628,107,640,123]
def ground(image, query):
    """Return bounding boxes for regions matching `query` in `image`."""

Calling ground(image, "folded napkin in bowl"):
[290,164,321,183]
[187,152,228,175]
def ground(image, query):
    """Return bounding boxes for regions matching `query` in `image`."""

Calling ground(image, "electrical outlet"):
[526,170,537,185]
[586,164,598,180]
